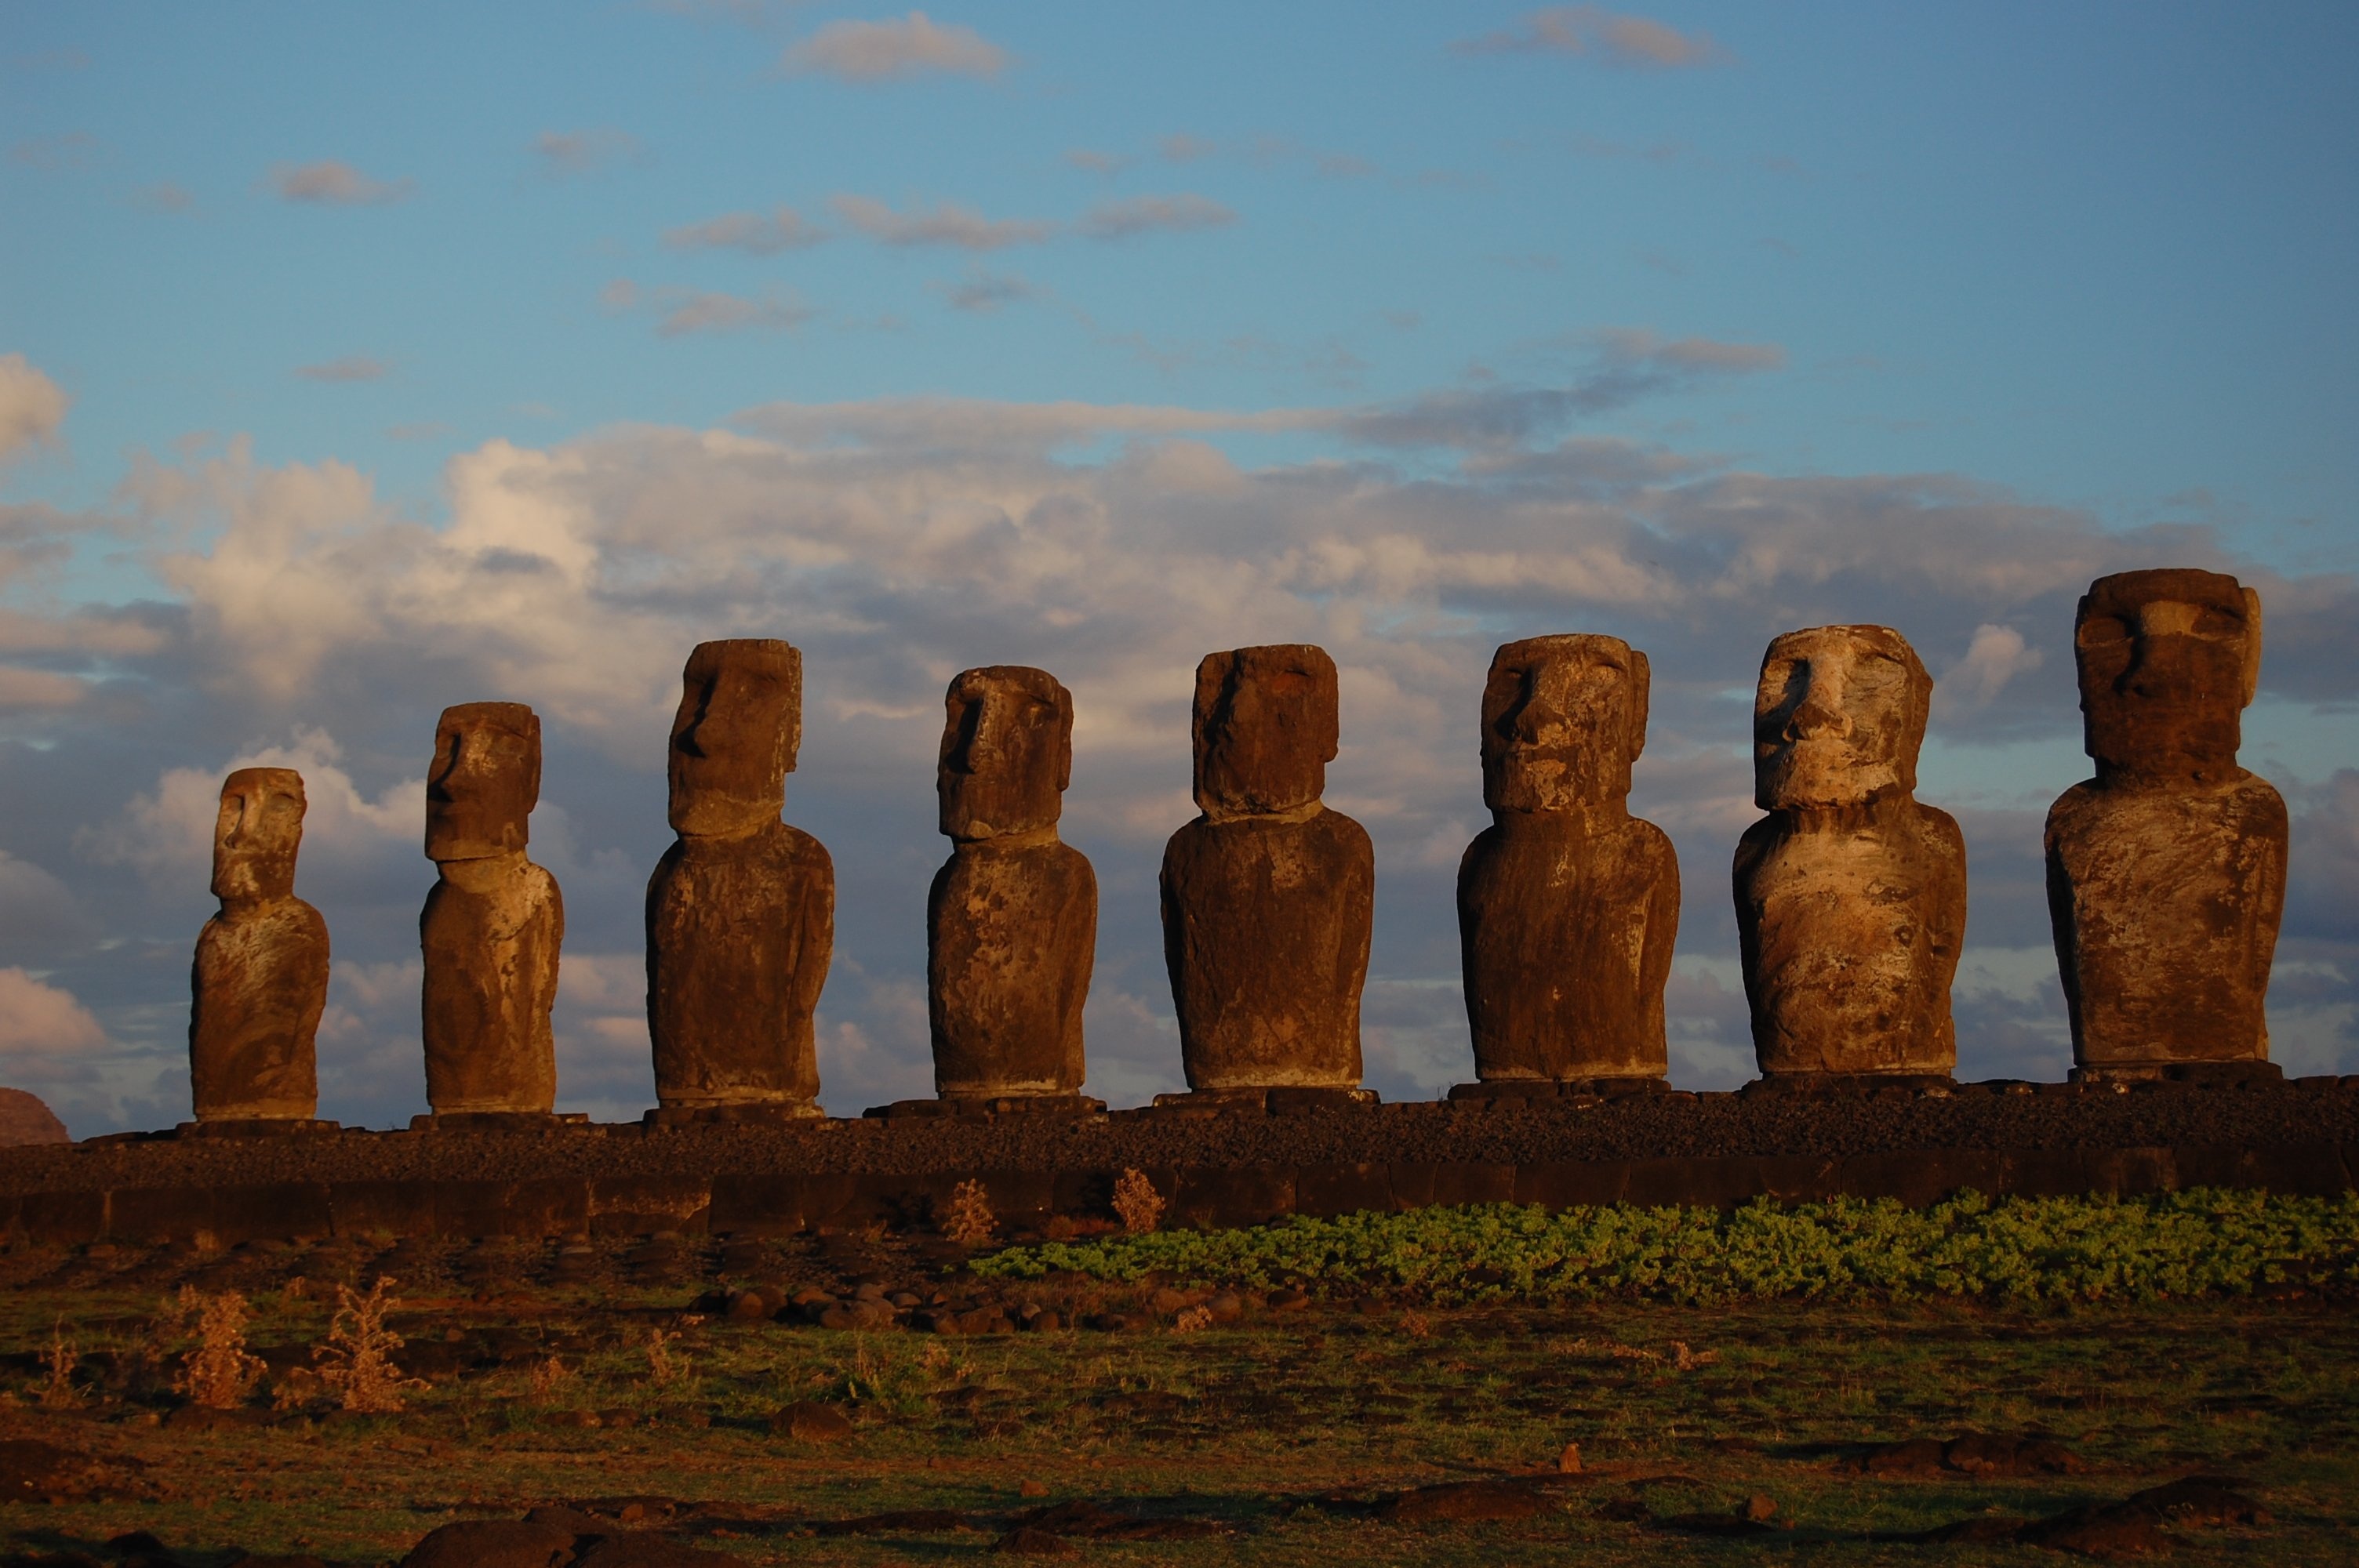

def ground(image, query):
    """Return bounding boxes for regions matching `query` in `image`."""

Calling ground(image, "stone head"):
[668,639,801,837]
[1753,625,1932,811]
[212,767,307,902]
[2075,568,2261,778]
[939,665,1073,842]
[1481,634,1650,815]
[1192,644,1339,818]
[425,702,541,861]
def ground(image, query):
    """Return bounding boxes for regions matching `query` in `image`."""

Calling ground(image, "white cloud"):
[1078,194,1238,241]
[1940,622,2044,710]
[79,727,421,888]
[782,12,1009,82]
[268,160,413,206]
[295,356,391,383]
[135,182,197,213]
[0,354,70,462]
[602,278,816,336]
[831,194,1052,250]
[1455,6,1728,68]
[938,268,1034,313]
[0,666,85,710]
[0,968,107,1058]
[1157,133,1217,163]
[8,132,98,170]
[663,205,826,255]
[533,128,642,178]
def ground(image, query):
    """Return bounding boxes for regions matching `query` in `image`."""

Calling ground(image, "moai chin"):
[1160,644,1375,1091]
[421,702,564,1114]
[1732,626,1966,1078]
[2045,568,2287,1079]
[189,768,329,1120]
[646,639,834,1109]
[928,666,1098,1099]
[1457,635,1679,1083]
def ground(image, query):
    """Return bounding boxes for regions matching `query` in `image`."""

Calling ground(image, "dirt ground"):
[0,1227,2350,1566]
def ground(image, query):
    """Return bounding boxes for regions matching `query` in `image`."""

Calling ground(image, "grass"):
[978,1189,2359,1305]
[0,1200,2350,1564]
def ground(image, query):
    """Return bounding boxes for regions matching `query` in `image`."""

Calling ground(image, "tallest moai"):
[2045,569,2288,1080]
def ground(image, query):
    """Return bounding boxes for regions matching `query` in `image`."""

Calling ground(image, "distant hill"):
[0,1087,69,1145]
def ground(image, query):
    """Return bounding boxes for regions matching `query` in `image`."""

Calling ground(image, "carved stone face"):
[212,767,307,901]
[1193,644,1339,818]
[939,666,1072,842]
[668,639,801,837]
[1481,634,1649,815]
[424,702,541,861]
[2076,568,2260,777]
[1753,626,1931,811]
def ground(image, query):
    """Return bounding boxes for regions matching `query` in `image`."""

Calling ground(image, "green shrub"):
[969,1189,2359,1306]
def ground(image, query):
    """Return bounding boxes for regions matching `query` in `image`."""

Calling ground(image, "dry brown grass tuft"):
[644,1328,688,1388]
[529,1354,572,1400]
[943,1179,997,1245]
[1112,1168,1165,1235]
[314,1276,425,1414]
[37,1319,79,1410]
[177,1287,267,1409]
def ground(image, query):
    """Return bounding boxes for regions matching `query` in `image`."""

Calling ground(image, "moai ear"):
[1055,687,1074,794]
[2240,586,2264,709]
[1625,648,1652,767]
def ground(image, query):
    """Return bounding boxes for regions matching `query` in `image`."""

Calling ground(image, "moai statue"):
[927,666,1098,1103]
[2046,569,2287,1080]
[421,702,564,1116]
[1456,636,1679,1087]
[646,640,834,1112]
[189,768,329,1122]
[1160,644,1375,1099]
[1733,626,1966,1080]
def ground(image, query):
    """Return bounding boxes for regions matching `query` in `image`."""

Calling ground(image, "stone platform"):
[3,1076,2354,1247]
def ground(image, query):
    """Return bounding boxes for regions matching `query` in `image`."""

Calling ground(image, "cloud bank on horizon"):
[2,3,2354,1134]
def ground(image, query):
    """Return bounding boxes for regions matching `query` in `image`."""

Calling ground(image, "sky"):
[2,1,2355,1134]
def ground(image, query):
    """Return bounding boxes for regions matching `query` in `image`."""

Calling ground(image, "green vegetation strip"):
[972,1189,2359,1305]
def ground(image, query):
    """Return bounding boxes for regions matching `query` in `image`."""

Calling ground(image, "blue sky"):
[2,2,2355,1131]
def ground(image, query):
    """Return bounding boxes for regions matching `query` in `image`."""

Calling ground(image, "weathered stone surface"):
[1458,635,1678,1082]
[191,767,329,1120]
[421,703,562,1114]
[1733,626,1965,1076]
[648,640,834,1108]
[2048,569,2287,1076]
[1162,644,1373,1090]
[929,666,1096,1098]
[0,1087,67,1145]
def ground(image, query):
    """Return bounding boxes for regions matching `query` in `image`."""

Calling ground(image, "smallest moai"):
[1159,644,1375,1105]
[420,702,565,1120]
[2046,569,2288,1080]
[922,666,1100,1111]
[1456,636,1679,1094]
[1733,626,1965,1083]
[188,768,331,1127]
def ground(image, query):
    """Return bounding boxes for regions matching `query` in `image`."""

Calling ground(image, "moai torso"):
[2045,569,2287,1074]
[1457,635,1678,1081]
[646,640,834,1107]
[1732,626,1965,1076]
[1160,644,1374,1090]
[927,666,1096,1098]
[421,702,563,1113]
[190,767,329,1120]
